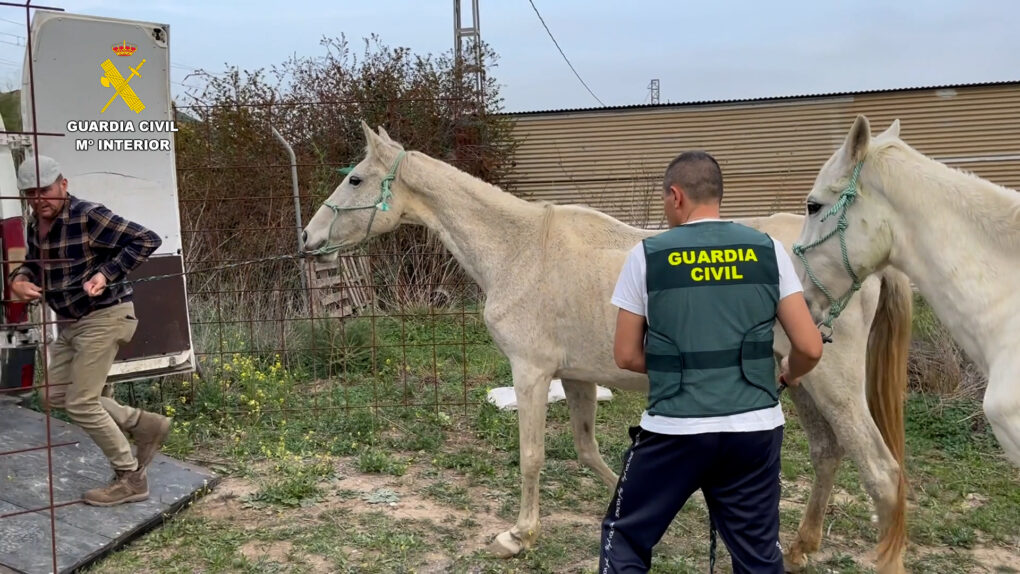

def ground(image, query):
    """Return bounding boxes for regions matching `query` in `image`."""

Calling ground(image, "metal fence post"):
[271,125,309,310]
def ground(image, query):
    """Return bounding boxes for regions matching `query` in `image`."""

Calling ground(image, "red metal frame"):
[1,217,30,326]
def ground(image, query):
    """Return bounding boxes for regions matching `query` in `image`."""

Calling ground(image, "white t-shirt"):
[611,218,804,435]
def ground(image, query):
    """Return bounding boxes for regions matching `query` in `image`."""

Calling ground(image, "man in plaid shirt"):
[9,155,173,507]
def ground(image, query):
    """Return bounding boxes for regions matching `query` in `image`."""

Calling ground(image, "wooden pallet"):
[310,256,374,318]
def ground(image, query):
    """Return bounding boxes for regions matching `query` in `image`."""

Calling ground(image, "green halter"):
[791,160,865,341]
[305,150,406,256]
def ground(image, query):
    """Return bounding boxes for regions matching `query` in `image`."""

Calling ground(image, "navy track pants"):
[598,425,785,573]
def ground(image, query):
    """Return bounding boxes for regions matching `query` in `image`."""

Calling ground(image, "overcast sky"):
[0,0,1015,113]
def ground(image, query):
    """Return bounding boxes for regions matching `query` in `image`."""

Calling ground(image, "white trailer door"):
[20,11,194,382]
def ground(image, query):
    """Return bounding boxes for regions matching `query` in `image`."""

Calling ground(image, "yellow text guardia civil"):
[667,247,760,282]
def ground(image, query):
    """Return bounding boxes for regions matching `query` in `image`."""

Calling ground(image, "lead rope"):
[709,518,718,573]
[791,160,865,341]
[32,252,307,295]
[37,152,408,295]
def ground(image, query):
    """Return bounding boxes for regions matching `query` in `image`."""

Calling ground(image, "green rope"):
[38,252,307,295]
[709,519,718,573]
[37,154,407,298]
[792,160,864,334]
[307,150,406,256]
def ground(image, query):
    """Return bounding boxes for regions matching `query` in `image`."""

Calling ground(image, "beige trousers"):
[42,302,142,471]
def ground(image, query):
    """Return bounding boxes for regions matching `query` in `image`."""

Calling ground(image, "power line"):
[526,0,604,106]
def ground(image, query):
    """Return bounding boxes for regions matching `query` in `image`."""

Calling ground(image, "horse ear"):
[377,125,404,150]
[843,114,871,164]
[880,118,901,139]
[361,119,385,157]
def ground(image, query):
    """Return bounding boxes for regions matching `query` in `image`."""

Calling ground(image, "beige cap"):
[17,155,62,191]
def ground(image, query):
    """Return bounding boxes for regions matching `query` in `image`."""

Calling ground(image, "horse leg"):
[790,269,912,573]
[783,379,846,572]
[804,360,906,574]
[983,359,1020,466]
[561,379,618,488]
[487,359,554,558]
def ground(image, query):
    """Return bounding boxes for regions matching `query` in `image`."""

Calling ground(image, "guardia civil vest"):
[642,221,781,418]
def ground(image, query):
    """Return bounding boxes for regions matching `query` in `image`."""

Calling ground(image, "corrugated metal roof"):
[503,79,1020,117]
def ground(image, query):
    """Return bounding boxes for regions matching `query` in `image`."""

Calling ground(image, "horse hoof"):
[876,559,906,574]
[783,550,808,573]
[487,530,525,558]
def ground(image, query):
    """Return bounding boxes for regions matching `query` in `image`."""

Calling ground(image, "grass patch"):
[73,303,1019,573]
[244,456,335,509]
[357,448,411,476]
[422,481,472,510]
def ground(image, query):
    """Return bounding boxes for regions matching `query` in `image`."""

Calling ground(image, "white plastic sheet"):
[486,379,614,410]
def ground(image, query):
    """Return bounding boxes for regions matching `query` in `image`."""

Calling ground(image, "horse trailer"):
[0,10,195,398]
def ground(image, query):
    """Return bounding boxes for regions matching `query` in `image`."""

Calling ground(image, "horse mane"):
[404,149,528,212]
[872,138,1020,249]
[539,203,556,252]
[406,150,655,252]
[542,202,654,246]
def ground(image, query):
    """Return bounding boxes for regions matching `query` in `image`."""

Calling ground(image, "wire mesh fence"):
[164,97,504,413]
[0,6,527,570]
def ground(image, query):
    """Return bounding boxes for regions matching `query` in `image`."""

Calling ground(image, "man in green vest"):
[599,151,823,573]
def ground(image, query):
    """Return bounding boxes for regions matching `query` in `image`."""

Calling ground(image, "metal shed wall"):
[504,83,1020,227]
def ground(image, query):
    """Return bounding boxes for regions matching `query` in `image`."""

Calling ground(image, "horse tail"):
[866,266,913,570]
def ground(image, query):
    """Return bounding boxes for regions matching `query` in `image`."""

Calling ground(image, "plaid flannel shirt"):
[10,195,162,320]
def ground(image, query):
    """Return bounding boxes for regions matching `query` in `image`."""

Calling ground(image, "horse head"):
[793,114,903,329]
[301,120,409,261]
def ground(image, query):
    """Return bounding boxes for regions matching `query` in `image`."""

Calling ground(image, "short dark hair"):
[662,151,723,203]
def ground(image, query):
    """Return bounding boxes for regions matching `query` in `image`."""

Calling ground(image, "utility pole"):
[648,78,660,105]
[454,0,484,103]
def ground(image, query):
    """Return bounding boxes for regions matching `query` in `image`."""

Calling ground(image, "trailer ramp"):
[0,401,218,574]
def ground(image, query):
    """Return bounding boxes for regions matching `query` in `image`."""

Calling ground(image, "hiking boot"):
[83,467,148,506]
[131,411,171,469]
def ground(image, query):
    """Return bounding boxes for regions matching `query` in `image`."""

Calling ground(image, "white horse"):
[301,121,914,573]
[794,114,1020,469]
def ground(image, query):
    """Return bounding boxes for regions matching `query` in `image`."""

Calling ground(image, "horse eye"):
[806,200,822,215]
[349,175,362,186]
